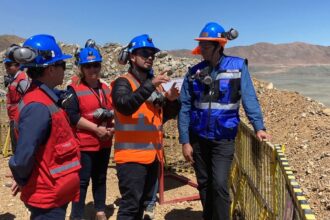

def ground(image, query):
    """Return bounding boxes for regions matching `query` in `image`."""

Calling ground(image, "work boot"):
[143,205,155,220]
[95,212,107,220]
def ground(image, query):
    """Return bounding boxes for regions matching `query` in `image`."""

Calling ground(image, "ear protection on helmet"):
[74,47,82,66]
[6,44,54,65]
[5,44,20,61]
[221,28,239,40]
[117,43,132,65]
[84,39,102,57]
[85,39,96,48]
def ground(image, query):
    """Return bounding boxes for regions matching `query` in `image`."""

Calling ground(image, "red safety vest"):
[114,73,164,164]
[70,81,113,151]
[6,71,28,120]
[15,84,81,209]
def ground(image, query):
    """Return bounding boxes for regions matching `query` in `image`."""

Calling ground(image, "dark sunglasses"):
[136,50,155,59]
[4,62,19,67]
[82,62,101,69]
[53,61,66,70]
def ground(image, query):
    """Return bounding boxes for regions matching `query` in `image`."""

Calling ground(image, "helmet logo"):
[51,50,55,58]
[217,33,222,38]
[200,32,209,37]
[87,55,96,60]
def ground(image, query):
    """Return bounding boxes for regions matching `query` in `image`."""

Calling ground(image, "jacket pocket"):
[50,138,81,179]
[54,138,78,158]
[215,116,239,139]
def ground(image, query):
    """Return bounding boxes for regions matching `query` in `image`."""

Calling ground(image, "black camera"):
[147,91,165,107]
[4,75,14,87]
[189,67,213,86]
[93,108,114,122]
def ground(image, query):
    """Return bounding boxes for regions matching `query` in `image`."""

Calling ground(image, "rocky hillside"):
[0,35,25,51]
[0,36,329,218]
[0,41,199,94]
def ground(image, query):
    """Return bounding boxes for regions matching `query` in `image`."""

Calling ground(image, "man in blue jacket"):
[178,22,270,220]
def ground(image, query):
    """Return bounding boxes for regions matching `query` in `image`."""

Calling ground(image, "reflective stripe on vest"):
[19,100,60,114]
[115,142,162,150]
[115,113,162,131]
[50,160,80,175]
[193,101,240,110]
[75,90,94,97]
[216,70,241,80]
[10,81,18,87]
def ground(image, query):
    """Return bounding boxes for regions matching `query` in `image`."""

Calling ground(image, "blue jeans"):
[191,133,235,220]
[27,203,68,220]
[70,148,111,219]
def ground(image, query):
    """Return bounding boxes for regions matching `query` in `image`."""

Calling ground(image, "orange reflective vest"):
[6,71,28,120]
[114,73,163,164]
[70,81,113,151]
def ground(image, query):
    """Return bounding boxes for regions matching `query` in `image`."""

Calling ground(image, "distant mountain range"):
[169,42,330,66]
[1,35,330,66]
[0,35,25,52]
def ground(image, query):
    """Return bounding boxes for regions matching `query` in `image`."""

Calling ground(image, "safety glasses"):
[136,49,155,60]
[82,62,101,69]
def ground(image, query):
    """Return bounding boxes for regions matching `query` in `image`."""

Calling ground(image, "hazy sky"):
[1,0,329,50]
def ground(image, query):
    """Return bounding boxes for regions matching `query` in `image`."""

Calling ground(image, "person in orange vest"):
[112,34,180,220]
[63,40,114,220]
[3,50,29,153]
[8,34,81,220]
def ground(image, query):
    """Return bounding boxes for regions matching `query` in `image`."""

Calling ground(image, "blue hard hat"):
[23,34,72,66]
[129,34,160,53]
[77,47,102,65]
[196,22,225,40]
[3,58,13,63]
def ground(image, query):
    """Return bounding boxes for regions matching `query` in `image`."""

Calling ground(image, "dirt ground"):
[0,78,330,219]
[0,155,202,220]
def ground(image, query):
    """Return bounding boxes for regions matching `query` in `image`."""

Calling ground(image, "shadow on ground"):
[0,213,15,220]
[164,207,202,220]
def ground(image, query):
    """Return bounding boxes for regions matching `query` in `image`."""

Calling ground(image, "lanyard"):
[86,81,108,108]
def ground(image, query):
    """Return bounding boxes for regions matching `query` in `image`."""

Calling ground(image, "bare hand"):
[11,181,21,196]
[107,127,115,137]
[182,143,194,164]
[256,130,271,141]
[95,126,112,141]
[152,71,170,87]
[165,82,180,101]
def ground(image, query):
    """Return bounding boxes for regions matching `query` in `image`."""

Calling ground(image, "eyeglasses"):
[135,50,155,60]
[82,62,101,69]
[53,61,66,70]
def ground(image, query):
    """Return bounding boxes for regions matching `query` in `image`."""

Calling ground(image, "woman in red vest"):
[64,40,114,220]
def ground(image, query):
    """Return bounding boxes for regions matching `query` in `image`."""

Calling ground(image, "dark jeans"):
[191,134,235,220]
[70,148,111,219]
[146,178,158,209]
[9,120,17,153]
[116,159,159,220]
[27,203,68,220]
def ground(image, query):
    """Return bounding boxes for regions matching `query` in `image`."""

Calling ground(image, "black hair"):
[26,67,46,79]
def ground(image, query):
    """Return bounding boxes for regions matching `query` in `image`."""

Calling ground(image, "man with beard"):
[111,34,180,220]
